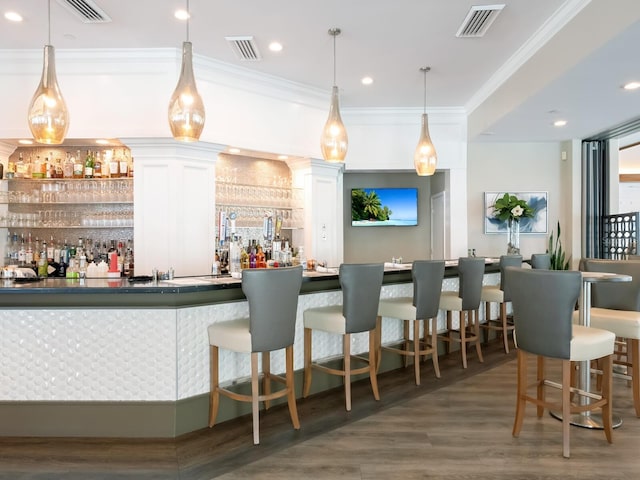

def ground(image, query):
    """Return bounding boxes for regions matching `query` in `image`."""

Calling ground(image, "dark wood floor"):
[1,340,639,479]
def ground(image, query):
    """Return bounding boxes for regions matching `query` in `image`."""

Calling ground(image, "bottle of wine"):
[73,150,84,179]
[84,150,94,178]
[93,151,102,178]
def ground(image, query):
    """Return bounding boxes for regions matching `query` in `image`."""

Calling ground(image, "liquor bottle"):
[47,236,55,262]
[109,150,120,178]
[256,244,266,268]
[119,149,129,178]
[18,234,26,266]
[73,150,84,179]
[93,151,102,178]
[63,152,74,178]
[6,155,16,179]
[84,150,94,178]
[54,156,64,178]
[38,241,48,277]
[25,233,33,266]
[32,155,44,179]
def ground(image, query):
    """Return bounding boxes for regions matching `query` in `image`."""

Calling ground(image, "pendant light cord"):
[47,0,51,45]
[332,33,336,86]
[420,66,431,115]
[186,0,190,41]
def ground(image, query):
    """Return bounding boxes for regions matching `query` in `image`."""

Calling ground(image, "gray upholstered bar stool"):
[303,263,384,411]
[376,260,445,385]
[480,255,522,353]
[582,258,640,417]
[530,253,552,269]
[438,257,485,368]
[507,267,615,458]
[208,265,303,445]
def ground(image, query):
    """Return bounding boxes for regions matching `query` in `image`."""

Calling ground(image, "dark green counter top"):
[0,259,499,308]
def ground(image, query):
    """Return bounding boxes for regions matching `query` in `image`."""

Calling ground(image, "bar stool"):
[480,255,522,353]
[507,267,614,458]
[303,263,384,411]
[377,260,444,385]
[530,253,551,269]
[208,265,303,445]
[583,258,640,417]
[438,257,485,368]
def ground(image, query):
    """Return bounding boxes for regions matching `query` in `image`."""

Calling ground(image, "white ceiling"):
[2,0,640,145]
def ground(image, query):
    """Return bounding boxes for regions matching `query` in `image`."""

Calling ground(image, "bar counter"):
[0,259,500,438]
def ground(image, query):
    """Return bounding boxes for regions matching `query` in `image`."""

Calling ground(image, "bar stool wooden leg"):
[251,352,260,445]
[512,349,527,437]
[369,329,380,400]
[601,354,613,443]
[483,301,491,344]
[474,309,484,363]
[413,319,421,385]
[344,334,352,411]
[500,303,509,353]
[262,351,271,410]
[446,311,453,354]
[208,345,220,428]
[631,338,640,417]
[303,327,312,398]
[375,316,383,372]
[285,345,300,430]
[562,359,571,458]
[460,311,468,369]
[403,321,410,368]
[430,317,441,378]
[537,356,545,417]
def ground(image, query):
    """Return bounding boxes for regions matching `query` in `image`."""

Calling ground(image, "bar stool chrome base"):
[549,411,623,429]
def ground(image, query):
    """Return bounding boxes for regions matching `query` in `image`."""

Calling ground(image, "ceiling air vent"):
[456,4,505,38]
[225,36,262,61]
[56,0,112,24]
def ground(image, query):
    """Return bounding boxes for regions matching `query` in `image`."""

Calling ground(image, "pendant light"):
[320,28,348,163]
[414,67,437,176]
[27,0,69,145]
[168,0,206,142]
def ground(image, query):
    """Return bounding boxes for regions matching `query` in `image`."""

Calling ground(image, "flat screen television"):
[351,188,418,227]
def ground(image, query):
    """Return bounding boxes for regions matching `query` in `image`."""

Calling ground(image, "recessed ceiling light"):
[18,139,33,145]
[361,76,373,85]
[623,81,640,90]
[4,11,23,22]
[277,155,288,160]
[174,9,190,21]
[96,139,110,145]
[228,148,241,154]
[268,42,283,52]
[554,120,567,127]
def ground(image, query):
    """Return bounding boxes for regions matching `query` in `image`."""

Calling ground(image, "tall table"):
[552,271,632,429]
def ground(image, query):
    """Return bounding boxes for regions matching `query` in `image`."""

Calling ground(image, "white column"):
[124,138,224,277]
[287,157,344,267]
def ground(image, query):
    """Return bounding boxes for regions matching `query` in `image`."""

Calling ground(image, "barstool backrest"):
[530,253,551,270]
[499,255,522,296]
[341,263,384,334]
[242,265,303,352]
[506,267,580,360]
[583,259,640,311]
[412,260,445,319]
[457,257,485,310]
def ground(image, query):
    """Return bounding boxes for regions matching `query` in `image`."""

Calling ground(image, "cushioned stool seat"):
[208,266,303,445]
[507,267,615,459]
[377,260,444,385]
[303,263,384,411]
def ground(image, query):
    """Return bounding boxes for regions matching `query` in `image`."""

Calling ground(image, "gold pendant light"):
[27,0,69,145]
[414,67,437,176]
[168,0,205,142]
[320,28,348,163]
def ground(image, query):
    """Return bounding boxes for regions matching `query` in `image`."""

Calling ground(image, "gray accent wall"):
[343,171,439,263]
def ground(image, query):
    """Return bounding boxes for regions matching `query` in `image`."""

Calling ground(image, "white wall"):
[467,142,567,259]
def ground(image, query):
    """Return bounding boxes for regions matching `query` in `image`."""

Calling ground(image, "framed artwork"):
[484,191,548,234]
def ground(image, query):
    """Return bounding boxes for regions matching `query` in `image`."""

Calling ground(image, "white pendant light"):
[168,0,206,142]
[414,67,437,176]
[27,0,69,145]
[320,28,348,163]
